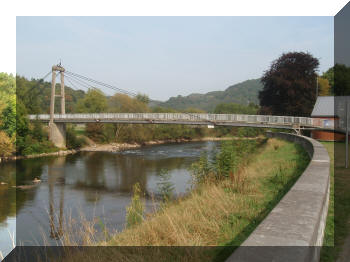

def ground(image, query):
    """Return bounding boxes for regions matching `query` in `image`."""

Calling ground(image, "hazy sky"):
[17,16,333,101]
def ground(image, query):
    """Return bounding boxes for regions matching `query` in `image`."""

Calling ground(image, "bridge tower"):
[49,64,66,148]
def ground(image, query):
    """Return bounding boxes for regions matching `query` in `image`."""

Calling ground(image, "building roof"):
[311,96,334,117]
[311,96,350,130]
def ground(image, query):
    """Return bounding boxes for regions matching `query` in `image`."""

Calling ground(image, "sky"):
[16,16,334,101]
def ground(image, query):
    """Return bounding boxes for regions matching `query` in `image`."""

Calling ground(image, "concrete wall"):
[49,122,66,149]
[226,132,331,262]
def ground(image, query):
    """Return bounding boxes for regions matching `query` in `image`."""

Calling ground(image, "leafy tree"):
[0,73,15,115]
[77,89,107,113]
[109,93,149,113]
[16,100,29,138]
[1,97,16,137]
[66,125,85,149]
[76,89,108,142]
[333,64,350,96]
[136,93,150,104]
[16,75,86,114]
[259,52,319,116]
[0,131,14,157]
[322,67,334,90]
[318,77,331,96]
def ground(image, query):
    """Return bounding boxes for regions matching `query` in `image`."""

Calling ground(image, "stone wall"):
[226,132,331,262]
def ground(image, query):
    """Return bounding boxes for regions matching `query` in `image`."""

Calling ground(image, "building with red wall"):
[311,96,350,141]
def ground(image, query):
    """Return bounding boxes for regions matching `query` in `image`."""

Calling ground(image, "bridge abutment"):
[49,122,66,149]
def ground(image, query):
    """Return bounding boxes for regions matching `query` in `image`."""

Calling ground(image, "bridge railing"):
[28,113,334,129]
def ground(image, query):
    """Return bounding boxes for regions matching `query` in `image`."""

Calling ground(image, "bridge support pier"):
[48,64,66,148]
[49,122,66,148]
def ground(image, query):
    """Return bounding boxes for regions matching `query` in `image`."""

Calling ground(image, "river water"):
[0,141,219,256]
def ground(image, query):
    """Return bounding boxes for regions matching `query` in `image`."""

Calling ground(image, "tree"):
[333,64,350,96]
[0,73,15,115]
[109,93,149,113]
[76,89,108,142]
[76,89,107,113]
[322,67,334,90]
[0,131,14,157]
[259,52,319,116]
[0,73,16,138]
[136,93,150,104]
[1,99,16,137]
[318,77,331,96]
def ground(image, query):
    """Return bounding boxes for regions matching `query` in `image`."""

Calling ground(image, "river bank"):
[2,140,223,248]
[47,137,310,262]
[80,136,236,153]
[0,136,239,163]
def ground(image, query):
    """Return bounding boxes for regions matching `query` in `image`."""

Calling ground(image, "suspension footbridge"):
[28,65,335,148]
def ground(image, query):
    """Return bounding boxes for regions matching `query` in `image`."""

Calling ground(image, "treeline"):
[16,75,85,114]
[0,73,16,157]
[4,58,345,157]
[72,89,261,145]
[318,63,350,96]
[0,73,262,157]
[0,74,60,156]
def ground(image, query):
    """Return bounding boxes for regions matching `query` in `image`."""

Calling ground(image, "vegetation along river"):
[0,141,220,254]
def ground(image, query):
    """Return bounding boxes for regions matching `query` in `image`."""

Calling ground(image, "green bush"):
[190,138,267,185]
[157,169,175,202]
[21,135,58,156]
[190,152,213,184]
[66,126,86,149]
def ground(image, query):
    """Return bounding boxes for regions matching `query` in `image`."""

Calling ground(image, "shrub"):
[66,126,86,149]
[86,123,106,143]
[31,121,48,142]
[157,169,175,202]
[190,138,267,185]
[20,135,58,156]
[190,152,213,185]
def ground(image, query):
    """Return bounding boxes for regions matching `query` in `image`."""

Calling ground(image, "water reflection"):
[48,158,65,240]
[1,141,219,246]
[0,162,16,224]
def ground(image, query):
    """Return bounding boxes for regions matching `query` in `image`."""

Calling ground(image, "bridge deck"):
[29,113,335,130]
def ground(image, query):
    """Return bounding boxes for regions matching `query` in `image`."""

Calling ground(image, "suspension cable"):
[65,71,138,97]
[42,71,52,81]
[65,74,96,90]
[65,69,209,123]
[65,75,88,91]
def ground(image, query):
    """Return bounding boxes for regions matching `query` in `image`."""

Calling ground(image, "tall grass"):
[39,138,310,262]
[126,183,145,228]
[320,142,350,262]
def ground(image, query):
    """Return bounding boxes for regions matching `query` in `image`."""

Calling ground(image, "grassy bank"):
[49,137,309,262]
[321,142,350,262]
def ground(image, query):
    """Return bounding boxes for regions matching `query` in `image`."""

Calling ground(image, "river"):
[0,141,219,257]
